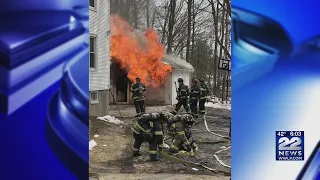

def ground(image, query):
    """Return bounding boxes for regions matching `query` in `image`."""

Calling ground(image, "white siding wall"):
[164,73,172,105]
[171,70,191,105]
[89,0,110,91]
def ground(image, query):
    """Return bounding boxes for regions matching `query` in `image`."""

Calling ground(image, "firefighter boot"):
[133,151,142,157]
[150,154,160,162]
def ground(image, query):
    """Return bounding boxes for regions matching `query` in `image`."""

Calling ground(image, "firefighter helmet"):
[178,78,183,83]
[199,78,205,83]
[192,78,198,84]
[160,112,173,123]
[136,77,141,80]
[182,114,194,127]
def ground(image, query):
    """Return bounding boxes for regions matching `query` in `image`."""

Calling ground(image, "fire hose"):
[214,146,231,169]
[159,151,230,175]
[203,115,231,140]
[202,114,231,168]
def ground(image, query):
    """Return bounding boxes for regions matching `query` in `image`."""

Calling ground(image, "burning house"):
[109,55,194,106]
[109,15,194,106]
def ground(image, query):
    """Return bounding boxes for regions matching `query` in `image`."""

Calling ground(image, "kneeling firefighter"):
[167,114,197,156]
[131,112,173,161]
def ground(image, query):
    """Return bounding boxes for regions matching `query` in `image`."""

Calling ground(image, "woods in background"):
[110,0,231,103]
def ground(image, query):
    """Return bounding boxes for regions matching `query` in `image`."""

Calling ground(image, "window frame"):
[90,91,99,104]
[89,0,97,11]
[89,35,97,71]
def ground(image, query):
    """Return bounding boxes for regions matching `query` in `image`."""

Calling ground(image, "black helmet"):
[178,78,183,83]
[199,78,204,83]
[182,114,194,127]
[192,78,198,83]
[160,112,173,123]
[136,77,141,80]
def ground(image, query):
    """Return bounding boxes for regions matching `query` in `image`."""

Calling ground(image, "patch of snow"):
[205,101,231,110]
[97,115,124,125]
[94,134,99,138]
[192,168,199,171]
[103,145,107,147]
[89,140,97,150]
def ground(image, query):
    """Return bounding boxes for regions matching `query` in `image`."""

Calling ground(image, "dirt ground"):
[89,105,231,179]
[89,173,230,180]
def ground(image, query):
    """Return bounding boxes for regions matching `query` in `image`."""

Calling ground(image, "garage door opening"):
[110,61,129,103]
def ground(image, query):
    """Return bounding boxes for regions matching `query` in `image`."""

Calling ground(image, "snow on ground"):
[205,96,231,110]
[97,115,124,125]
[89,140,97,150]
[93,134,99,138]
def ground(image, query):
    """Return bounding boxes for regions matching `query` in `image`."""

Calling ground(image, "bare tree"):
[146,0,150,27]
[166,0,176,53]
[132,0,139,28]
[185,0,192,62]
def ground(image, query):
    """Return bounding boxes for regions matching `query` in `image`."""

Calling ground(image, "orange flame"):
[110,15,172,87]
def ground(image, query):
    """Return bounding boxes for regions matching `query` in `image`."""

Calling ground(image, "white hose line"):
[203,115,231,168]
[214,154,231,169]
[214,146,231,169]
[203,115,230,140]
[215,146,231,154]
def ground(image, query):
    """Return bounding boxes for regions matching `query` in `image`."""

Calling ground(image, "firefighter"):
[199,78,210,115]
[167,114,195,156]
[172,78,191,115]
[189,78,201,118]
[131,112,173,161]
[131,77,147,117]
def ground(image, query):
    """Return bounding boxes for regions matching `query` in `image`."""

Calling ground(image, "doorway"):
[110,61,129,104]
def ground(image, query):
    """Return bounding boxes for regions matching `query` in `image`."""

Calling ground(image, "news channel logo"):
[276,131,304,161]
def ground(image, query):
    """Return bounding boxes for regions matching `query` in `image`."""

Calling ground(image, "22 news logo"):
[276,131,304,161]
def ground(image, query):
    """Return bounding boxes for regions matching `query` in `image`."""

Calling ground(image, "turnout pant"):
[173,98,191,114]
[170,135,191,153]
[133,133,158,156]
[154,120,164,146]
[190,98,199,116]
[199,99,206,114]
[134,100,145,115]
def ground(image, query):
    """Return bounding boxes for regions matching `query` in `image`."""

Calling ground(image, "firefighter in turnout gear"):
[131,77,147,117]
[167,114,195,156]
[189,78,202,118]
[131,112,172,161]
[172,78,191,115]
[199,78,210,115]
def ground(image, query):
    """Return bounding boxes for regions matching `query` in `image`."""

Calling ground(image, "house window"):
[90,91,99,104]
[90,36,97,69]
[89,0,96,9]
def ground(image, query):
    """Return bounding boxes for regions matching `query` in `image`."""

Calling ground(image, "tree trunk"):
[185,0,192,62]
[218,1,226,97]
[146,0,150,27]
[132,0,139,28]
[223,4,230,102]
[161,3,170,44]
[151,10,156,28]
[221,72,226,103]
[167,0,176,54]
[225,72,230,102]
[210,1,219,96]
[191,0,196,64]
